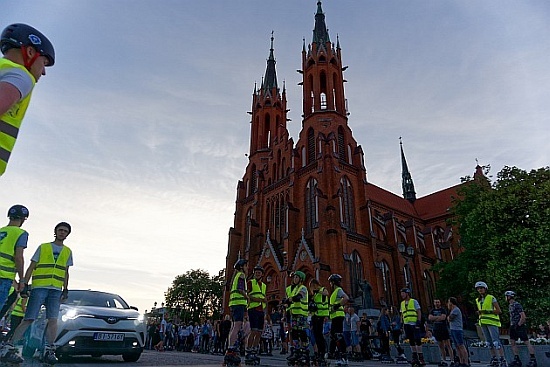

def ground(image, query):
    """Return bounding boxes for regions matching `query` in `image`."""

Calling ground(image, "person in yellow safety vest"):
[475,281,505,366]
[282,271,308,363]
[309,278,329,361]
[1,222,73,365]
[0,205,29,316]
[6,293,27,340]
[400,287,425,366]
[327,274,349,364]
[0,23,55,177]
[227,258,249,351]
[244,265,266,363]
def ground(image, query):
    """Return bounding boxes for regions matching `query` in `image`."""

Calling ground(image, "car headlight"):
[61,308,94,322]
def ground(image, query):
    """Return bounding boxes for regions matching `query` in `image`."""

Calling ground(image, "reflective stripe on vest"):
[0,58,35,176]
[228,271,248,307]
[0,226,25,279]
[476,295,501,327]
[286,284,308,316]
[32,243,71,289]
[329,287,345,319]
[248,279,266,309]
[11,297,25,318]
[401,299,418,324]
[313,287,329,317]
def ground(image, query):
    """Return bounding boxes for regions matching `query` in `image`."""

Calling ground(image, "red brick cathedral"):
[225,2,470,313]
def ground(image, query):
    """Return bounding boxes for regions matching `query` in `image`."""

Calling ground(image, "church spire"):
[262,31,278,93]
[312,1,330,45]
[400,138,416,203]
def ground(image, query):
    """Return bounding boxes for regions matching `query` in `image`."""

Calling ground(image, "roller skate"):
[509,355,522,367]
[489,357,500,367]
[41,345,58,366]
[439,362,449,367]
[499,357,508,367]
[381,354,395,364]
[419,355,426,366]
[526,358,537,367]
[410,356,422,367]
[287,347,298,366]
[334,352,348,366]
[223,346,241,367]
[244,350,260,366]
[0,343,24,366]
[295,347,310,366]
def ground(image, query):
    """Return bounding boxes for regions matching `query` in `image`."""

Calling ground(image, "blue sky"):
[2,1,549,313]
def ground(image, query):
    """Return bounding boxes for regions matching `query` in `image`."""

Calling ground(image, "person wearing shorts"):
[428,299,454,365]
[505,291,537,367]
[1,222,73,364]
[227,258,249,353]
[447,297,468,367]
[400,288,425,365]
[246,266,266,358]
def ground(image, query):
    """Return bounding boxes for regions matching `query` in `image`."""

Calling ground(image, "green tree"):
[436,166,550,327]
[164,268,225,322]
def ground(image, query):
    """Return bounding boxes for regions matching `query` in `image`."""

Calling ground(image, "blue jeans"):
[480,324,501,349]
[24,288,62,320]
[0,278,13,311]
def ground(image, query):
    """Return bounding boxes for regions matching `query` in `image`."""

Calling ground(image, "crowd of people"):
[146,259,543,367]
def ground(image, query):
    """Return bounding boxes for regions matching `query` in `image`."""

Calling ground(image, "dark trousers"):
[312,315,326,356]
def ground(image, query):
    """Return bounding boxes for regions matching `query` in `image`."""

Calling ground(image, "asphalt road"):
[18,349,492,367]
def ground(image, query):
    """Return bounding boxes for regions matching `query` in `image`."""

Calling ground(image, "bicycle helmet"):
[504,290,516,298]
[294,271,306,281]
[328,274,342,283]
[253,265,264,273]
[400,288,411,294]
[474,281,488,289]
[7,204,29,219]
[55,222,72,234]
[1,23,55,66]
[233,258,248,270]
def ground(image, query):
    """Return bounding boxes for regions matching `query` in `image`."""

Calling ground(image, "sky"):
[2,1,549,314]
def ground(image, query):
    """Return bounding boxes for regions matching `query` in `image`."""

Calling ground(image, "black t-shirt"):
[360,317,371,333]
[430,307,448,331]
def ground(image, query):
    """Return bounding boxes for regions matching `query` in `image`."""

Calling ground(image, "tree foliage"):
[436,166,550,327]
[164,268,225,322]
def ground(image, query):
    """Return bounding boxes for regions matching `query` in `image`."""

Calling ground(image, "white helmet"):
[474,281,488,289]
[504,290,516,298]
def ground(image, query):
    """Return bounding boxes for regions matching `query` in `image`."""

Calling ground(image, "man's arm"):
[14,246,25,288]
[0,82,21,115]
[22,260,37,284]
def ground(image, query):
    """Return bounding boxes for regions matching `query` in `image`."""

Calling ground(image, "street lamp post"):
[397,243,415,293]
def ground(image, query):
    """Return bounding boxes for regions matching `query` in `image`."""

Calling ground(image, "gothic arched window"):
[305,178,318,235]
[339,177,356,232]
[307,128,315,164]
[349,251,363,298]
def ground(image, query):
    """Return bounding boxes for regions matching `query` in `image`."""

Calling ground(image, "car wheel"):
[122,352,141,362]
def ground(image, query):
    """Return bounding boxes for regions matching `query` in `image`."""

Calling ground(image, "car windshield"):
[63,290,130,309]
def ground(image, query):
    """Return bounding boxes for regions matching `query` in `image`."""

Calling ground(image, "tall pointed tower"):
[400,139,417,203]
[225,1,464,313]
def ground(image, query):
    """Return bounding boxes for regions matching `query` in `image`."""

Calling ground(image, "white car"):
[26,289,146,362]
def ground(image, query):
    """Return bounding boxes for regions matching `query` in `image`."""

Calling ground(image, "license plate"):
[93,332,124,341]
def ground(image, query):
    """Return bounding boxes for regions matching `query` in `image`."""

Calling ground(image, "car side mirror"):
[130,306,139,311]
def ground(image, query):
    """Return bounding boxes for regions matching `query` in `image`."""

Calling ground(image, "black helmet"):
[400,288,411,294]
[233,258,248,270]
[55,222,72,234]
[253,265,264,273]
[7,205,29,219]
[1,23,55,66]
[328,274,342,283]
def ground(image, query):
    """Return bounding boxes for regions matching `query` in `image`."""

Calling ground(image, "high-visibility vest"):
[31,243,71,289]
[228,271,248,307]
[401,298,418,324]
[476,295,501,327]
[248,278,266,309]
[286,284,308,316]
[329,287,345,319]
[313,287,329,317]
[11,297,25,318]
[0,226,26,280]
[0,58,36,176]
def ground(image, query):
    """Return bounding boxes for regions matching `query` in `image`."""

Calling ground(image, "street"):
[20,349,492,367]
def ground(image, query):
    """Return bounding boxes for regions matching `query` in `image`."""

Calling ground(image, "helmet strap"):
[21,46,40,71]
